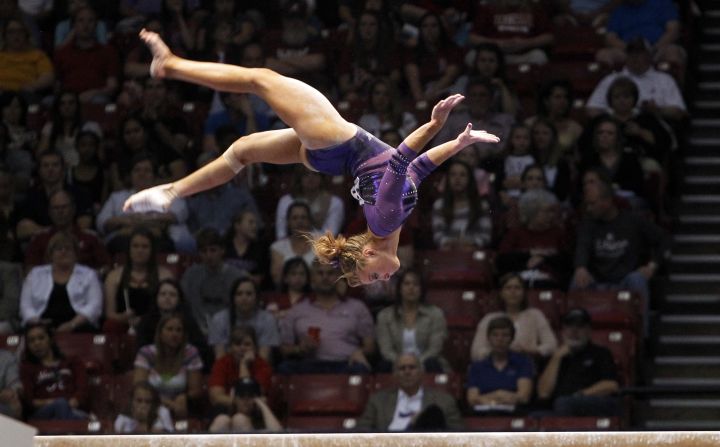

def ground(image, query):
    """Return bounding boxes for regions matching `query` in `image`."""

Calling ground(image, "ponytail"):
[309,230,373,287]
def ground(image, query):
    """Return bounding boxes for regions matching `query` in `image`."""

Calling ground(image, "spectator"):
[24,189,110,271]
[497,189,572,289]
[208,326,280,433]
[36,91,102,163]
[187,155,261,237]
[571,178,670,334]
[266,257,311,318]
[103,227,174,334]
[279,261,375,374]
[133,313,203,419]
[537,308,620,416]
[20,322,88,420]
[0,260,20,335]
[54,0,109,48]
[69,130,109,209]
[158,0,199,55]
[497,125,535,200]
[0,125,33,201]
[208,278,279,360]
[357,78,418,139]
[109,115,170,191]
[181,228,243,334]
[275,167,344,240]
[337,10,400,102]
[20,231,102,332]
[356,352,463,431]
[586,37,686,122]
[223,210,268,288]
[403,12,463,104]
[270,202,316,287]
[456,43,518,116]
[469,0,554,65]
[194,0,258,55]
[431,160,493,251]
[376,269,449,373]
[0,348,21,418]
[596,0,684,71]
[529,121,573,202]
[471,273,557,361]
[0,168,21,261]
[114,381,174,433]
[1,92,36,154]
[552,0,618,27]
[432,78,515,158]
[525,80,583,155]
[578,115,646,203]
[202,91,269,153]
[134,279,211,369]
[16,150,93,243]
[0,18,53,97]
[53,6,120,103]
[467,316,534,414]
[97,153,195,254]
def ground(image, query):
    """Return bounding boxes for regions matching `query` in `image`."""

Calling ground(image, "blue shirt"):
[607,0,678,45]
[203,109,270,137]
[186,183,260,234]
[467,352,534,393]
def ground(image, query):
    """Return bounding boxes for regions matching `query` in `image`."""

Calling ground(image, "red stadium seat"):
[285,374,371,416]
[29,419,106,435]
[591,329,637,386]
[87,374,116,420]
[115,333,138,372]
[541,62,611,98]
[418,250,494,290]
[82,102,123,134]
[426,288,487,330]
[506,64,542,97]
[285,416,359,431]
[566,289,641,332]
[109,371,135,417]
[157,252,194,279]
[54,333,115,375]
[0,333,22,354]
[551,26,605,62]
[526,290,564,330]
[537,416,621,431]
[464,416,538,431]
[445,328,474,375]
[173,418,207,433]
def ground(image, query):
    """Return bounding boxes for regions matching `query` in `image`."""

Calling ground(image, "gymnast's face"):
[359,248,400,284]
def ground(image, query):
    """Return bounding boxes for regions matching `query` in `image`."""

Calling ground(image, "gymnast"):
[123,29,501,286]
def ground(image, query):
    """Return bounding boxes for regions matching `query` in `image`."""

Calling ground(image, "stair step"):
[674,234,720,243]
[653,378,720,386]
[689,137,720,146]
[661,314,720,323]
[660,335,720,344]
[650,398,720,408]
[671,255,720,263]
[678,215,720,223]
[665,294,720,304]
[681,195,720,203]
[655,356,720,365]
[645,420,720,429]
[652,357,720,377]
[685,176,720,184]
[698,82,720,91]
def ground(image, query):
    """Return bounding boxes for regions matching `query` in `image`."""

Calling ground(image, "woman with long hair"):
[37,91,101,162]
[103,228,174,333]
[133,313,203,418]
[114,381,174,433]
[375,269,449,372]
[357,77,418,139]
[525,79,583,154]
[123,29,500,287]
[470,273,557,361]
[224,210,268,288]
[20,322,88,420]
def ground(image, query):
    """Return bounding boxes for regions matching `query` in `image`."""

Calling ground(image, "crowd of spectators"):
[0,0,688,434]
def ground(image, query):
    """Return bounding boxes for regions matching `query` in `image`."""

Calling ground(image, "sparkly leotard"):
[305,126,437,237]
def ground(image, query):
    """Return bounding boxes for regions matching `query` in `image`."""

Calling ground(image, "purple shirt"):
[279,297,375,362]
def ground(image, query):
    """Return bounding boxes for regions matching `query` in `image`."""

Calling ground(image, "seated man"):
[357,352,463,431]
[466,316,534,414]
[278,261,374,374]
[24,189,110,271]
[0,348,21,418]
[571,178,670,336]
[537,308,620,416]
[181,228,244,335]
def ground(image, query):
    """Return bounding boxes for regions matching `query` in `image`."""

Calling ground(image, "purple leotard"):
[305,126,437,237]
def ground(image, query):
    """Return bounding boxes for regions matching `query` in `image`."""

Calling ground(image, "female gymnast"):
[123,29,501,286]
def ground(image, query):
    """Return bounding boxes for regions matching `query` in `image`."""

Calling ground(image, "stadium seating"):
[285,374,371,416]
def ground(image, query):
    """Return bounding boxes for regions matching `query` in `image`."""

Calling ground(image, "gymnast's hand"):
[456,123,501,147]
[430,94,465,126]
[123,183,178,213]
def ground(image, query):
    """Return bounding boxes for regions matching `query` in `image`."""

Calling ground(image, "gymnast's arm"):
[402,94,465,152]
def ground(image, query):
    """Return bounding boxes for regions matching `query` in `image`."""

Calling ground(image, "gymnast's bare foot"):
[139,28,172,78]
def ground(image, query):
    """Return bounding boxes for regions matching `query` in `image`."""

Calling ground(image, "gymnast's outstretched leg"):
[140,29,355,150]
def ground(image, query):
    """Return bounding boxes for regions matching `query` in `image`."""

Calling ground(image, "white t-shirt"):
[586,67,686,112]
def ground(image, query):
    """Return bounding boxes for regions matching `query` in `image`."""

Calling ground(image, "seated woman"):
[357,78,418,139]
[133,313,204,419]
[466,315,534,414]
[103,227,174,334]
[208,278,279,360]
[265,257,311,318]
[225,210,269,288]
[274,167,345,240]
[208,326,280,433]
[524,80,583,155]
[269,202,317,287]
[20,322,88,420]
[20,231,102,332]
[376,269,449,373]
[114,381,174,433]
[135,279,212,370]
[431,160,493,251]
[471,273,557,361]
[497,189,572,289]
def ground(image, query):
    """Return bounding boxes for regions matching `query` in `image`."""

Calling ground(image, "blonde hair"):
[309,230,373,287]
